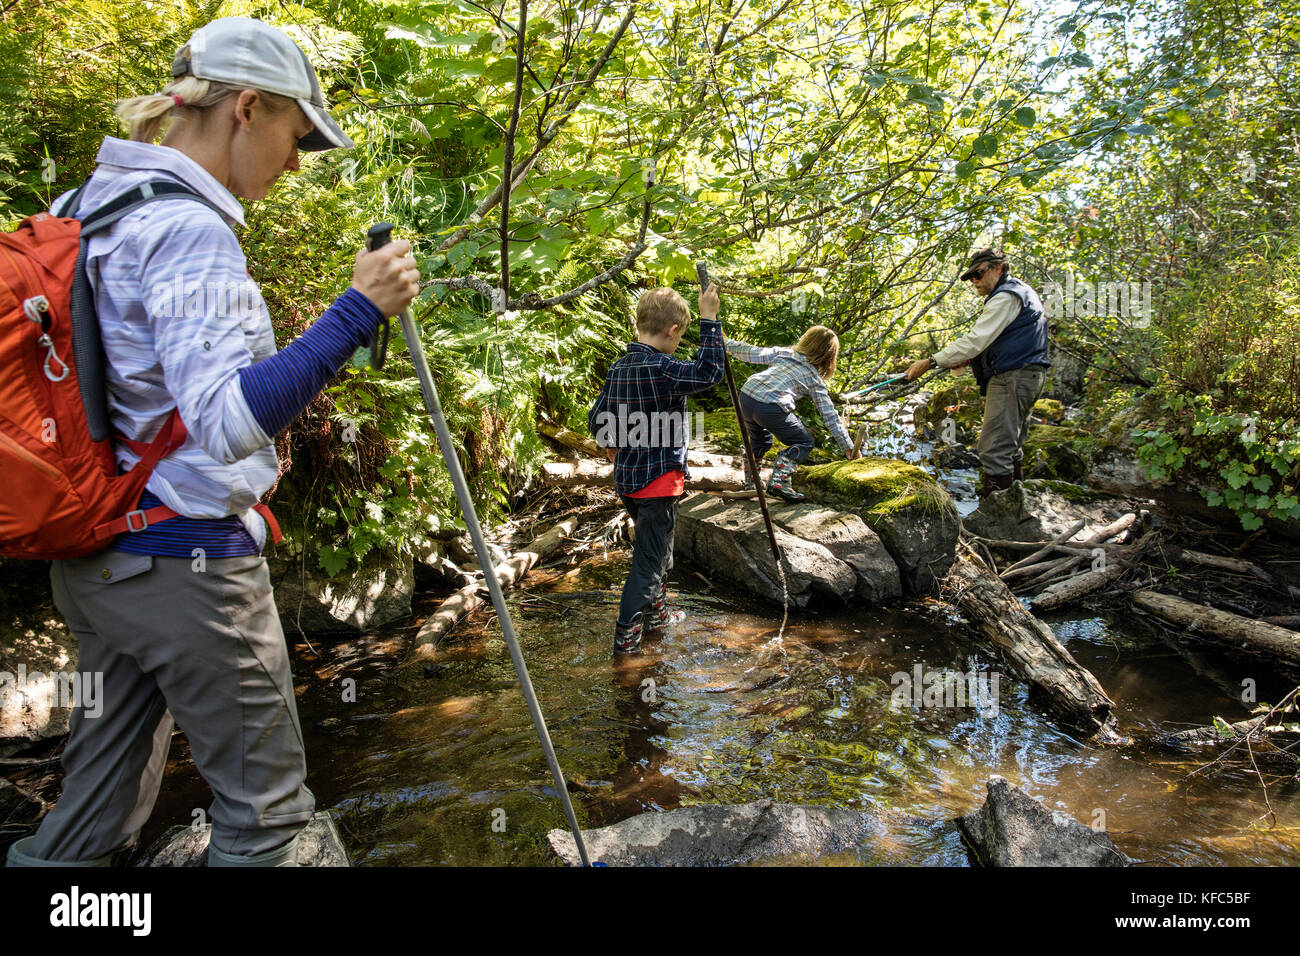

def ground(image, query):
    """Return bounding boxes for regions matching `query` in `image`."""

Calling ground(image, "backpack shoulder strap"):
[72,180,227,443]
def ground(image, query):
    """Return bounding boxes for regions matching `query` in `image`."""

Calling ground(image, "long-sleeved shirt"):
[55,137,382,554]
[588,321,724,494]
[724,339,853,452]
[932,291,1020,368]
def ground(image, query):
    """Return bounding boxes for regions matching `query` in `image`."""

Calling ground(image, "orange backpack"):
[0,181,256,559]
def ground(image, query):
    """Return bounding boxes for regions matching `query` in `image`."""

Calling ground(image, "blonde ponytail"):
[115,46,299,143]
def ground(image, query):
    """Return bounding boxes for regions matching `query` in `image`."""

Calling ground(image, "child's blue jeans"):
[738,392,814,463]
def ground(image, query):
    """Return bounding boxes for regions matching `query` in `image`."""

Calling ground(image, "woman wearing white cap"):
[6,17,418,867]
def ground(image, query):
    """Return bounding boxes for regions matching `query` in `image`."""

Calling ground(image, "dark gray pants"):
[19,549,315,863]
[739,392,813,463]
[617,495,678,628]
[977,365,1047,478]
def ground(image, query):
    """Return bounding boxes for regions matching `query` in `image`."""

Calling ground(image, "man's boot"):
[613,618,643,655]
[5,835,114,867]
[766,457,805,503]
[1012,458,1024,483]
[978,470,1014,499]
[208,832,301,867]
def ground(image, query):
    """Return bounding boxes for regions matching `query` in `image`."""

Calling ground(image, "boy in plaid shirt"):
[589,282,723,654]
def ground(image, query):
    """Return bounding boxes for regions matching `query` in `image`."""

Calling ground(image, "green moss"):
[1022,424,1088,480]
[1033,398,1065,423]
[698,408,742,451]
[1023,478,1107,502]
[917,380,982,434]
[794,457,957,518]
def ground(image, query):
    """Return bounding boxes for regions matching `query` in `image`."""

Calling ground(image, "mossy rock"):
[916,380,982,441]
[794,458,959,594]
[1022,424,1087,481]
[1021,478,1109,503]
[1033,399,1065,423]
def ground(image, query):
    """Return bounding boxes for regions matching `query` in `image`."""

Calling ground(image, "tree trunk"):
[946,550,1122,741]
[1132,590,1300,664]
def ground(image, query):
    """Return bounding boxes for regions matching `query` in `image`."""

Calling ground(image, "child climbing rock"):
[725,325,858,502]
[588,283,723,654]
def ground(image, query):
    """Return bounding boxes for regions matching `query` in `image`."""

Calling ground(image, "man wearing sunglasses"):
[905,248,1050,499]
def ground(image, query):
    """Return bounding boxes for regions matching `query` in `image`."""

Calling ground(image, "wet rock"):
[674,495,863,606]
[0,560,77,750]
[962,483,1049,542]
[136,811,349,866]
[931,442,982,471]
[1022,424,1088,481]
[794,458,960,594]
[268,546,414,632]
[958,776,1131,866]
[548,799,889,866]
[769,504,903,604]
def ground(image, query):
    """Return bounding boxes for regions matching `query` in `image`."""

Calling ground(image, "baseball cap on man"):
[172,16,354,151]
[960,248,1007,280]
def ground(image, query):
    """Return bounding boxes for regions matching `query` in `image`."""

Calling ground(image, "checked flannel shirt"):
[725,338,853,452]
[588,319,724,494]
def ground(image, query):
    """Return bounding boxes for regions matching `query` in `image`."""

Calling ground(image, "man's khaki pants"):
[13,549,315,864]
[976,365,1047,478]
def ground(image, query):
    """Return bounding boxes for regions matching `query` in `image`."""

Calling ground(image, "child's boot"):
[767,457,805,502]
[645,583,686,630]
[613,618,643,655]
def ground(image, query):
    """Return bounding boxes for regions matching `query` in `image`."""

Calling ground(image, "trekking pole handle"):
[363,223,396,369]
[366,222,395,252]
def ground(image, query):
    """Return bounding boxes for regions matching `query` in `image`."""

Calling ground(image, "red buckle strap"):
[94,504,180,539]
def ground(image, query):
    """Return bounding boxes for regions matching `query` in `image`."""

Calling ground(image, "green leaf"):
[1013,106,1036,127]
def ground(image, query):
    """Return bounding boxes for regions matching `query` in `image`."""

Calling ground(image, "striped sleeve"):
[724,338,785,365]
[238,288,382,438]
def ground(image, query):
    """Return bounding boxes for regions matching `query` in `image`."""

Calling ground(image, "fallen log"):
[1171,548,1280,587]
[410,515,580,661]
[945,547,1122,741]
[541,459,755,491]
[1132,590,1300,665]
[1031,564,1127,610]
[1002,513,1138,585]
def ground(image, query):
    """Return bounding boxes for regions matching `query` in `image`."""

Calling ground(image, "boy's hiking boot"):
[766,457,805,503]
[613,619,643,655]
[741,458,758,490]
[645,584,685,630]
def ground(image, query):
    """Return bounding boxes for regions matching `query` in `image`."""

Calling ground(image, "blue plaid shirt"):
[588,320,724,494]
[725,339,853,451]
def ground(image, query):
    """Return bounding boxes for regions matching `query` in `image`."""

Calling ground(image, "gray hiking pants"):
[977,365,1047,478]
[17,549,315,863]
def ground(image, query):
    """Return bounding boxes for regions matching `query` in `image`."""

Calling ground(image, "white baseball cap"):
[172,16,354,151]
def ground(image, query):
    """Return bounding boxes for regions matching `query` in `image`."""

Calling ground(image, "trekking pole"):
[367,223,591,867]
[697,262,790,642]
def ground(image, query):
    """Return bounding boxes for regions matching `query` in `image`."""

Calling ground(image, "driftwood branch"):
[410,515,580,661]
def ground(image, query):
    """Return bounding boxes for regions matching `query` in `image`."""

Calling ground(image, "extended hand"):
[352,239,420,317]
[905,357,932,381]
[700,282,720,319]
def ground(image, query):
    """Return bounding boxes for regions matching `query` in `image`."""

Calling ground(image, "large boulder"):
[673,494,898,606]
[267,546,414,632]
[548,800,892,866]
[958,776,1131,866]
[793,458,960,594]
[135,811,349,866]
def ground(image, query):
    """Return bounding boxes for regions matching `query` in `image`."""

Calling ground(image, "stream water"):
[141,401,1300,866]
